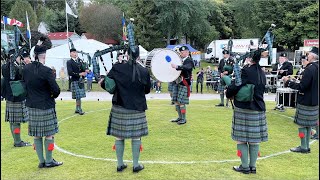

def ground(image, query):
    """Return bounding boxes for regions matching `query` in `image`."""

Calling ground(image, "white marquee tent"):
[32,39,148,78]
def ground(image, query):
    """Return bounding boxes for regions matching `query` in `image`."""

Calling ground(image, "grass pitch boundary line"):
[55,109,317,164]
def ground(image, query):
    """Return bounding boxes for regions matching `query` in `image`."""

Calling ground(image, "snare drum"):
[144,49,182,82]
[276,79,284,88]
[276,88,298,108]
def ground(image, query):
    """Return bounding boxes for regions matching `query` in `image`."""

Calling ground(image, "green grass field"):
[1,100,318,180]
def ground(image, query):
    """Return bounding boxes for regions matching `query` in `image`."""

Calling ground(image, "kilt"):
[71,81,86,99]
[294,103,319,127]
[168,82,173,92]
[171,84,189,104]
[217,79,225,93]
[5,100,29,123]
[28,107,59,137]
[107,105,148,139]
[232,107,268,143]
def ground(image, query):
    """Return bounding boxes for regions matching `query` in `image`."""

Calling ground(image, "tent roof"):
[166,44,199,52]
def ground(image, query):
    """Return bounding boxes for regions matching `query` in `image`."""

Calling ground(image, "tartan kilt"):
[107,105,148,139]
[217,79,225,93]
[28,107,59,137]
[71,81,86,99]
[171,84,189,104]
[5,100,29,123]
[168,82,174,92]
[232,107,268,143]
[294,103,319,127]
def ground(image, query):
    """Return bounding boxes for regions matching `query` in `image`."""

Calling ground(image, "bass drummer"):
[170,46,194,125]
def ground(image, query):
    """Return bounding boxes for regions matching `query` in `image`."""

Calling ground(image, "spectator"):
[86,70,94,92]
[196,68,204,93]
[59,67,67,91]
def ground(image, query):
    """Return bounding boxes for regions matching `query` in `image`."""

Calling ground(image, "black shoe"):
[133,164,144,173]
[75,110,79,114]
[78,111,85,115]
[171,118,180,122]
[45,159,63,168]
[215,103,224,107]
[38,162,45,168]
[249,166,256,174]
[233,165,250,174]
[177,119,186,125]
[117,164,128,172]
[171,102,174,105]
[14,141,32,147]
[311,134,319,140]
[290,146,309,153]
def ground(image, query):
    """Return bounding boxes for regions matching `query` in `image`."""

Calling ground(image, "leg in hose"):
[171,104,181,122]
[177,104,187,125]
[216,93,224,107]
[306,127,311,150]
[249,143,259,173]
[290,127,309,153]
[34,137,46,168]
[115,138,127,172]
[76,99,85,115]
[44,135,63,168]
[233,142,250,174]
[132,138,144,173]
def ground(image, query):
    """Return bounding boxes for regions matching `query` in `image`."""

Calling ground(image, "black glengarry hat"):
[70,48,77,53]
[34,45,47,55]
[279,52,287,57]
[179,46,189,52]
[309,46,318,56]
[222,49,229,54]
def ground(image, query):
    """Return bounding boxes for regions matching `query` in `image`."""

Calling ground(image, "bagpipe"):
[89,18,145,84]
[68,38,90,73]
[226,24,276,105]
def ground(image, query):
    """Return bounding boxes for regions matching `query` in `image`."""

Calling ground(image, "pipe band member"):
[283,46,319,153]
[67,48,87,115]
[23,44,62,168]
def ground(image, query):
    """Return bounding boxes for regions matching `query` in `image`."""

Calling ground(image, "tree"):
[9,0,38,31]
[1,0,15,17]
[79,3,122,42]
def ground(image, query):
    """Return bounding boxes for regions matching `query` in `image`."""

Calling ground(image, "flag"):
[66,2,78,18]
[2,16,24,27]
[122,13,127,41]
[26,11,31,39]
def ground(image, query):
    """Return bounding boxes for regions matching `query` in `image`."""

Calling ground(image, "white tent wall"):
[43,39,117,78]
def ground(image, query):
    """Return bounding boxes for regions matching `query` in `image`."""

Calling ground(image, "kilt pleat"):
[28,107,59,137]
[71,81,86,99]
[294,103,319,127]
[232,107,268,143]
[168,82,173,92]
[107,105,148,139]
[217,79,225,93]
[5,100,29,123]
[172,84,189,104]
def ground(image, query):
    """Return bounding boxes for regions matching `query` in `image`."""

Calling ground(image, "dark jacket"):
[286,61,318,106]
[271,61,293,79]
[1,62,26,102]
[176,57,194,85]
[218,58,234,75]
[102,63,151,111]
[67,58,83,82]
[23,61,60,109]
[226,64,266,111]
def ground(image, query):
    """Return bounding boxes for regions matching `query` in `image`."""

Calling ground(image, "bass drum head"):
[150,49,182,82]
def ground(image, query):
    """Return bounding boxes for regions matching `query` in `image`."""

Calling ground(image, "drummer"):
[271,53,293,79]
[282,47,318,153]
[170,46,194,125]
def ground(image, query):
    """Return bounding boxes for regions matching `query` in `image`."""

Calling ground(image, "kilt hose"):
[5,100,29,123]
[168,82,174,92]
[232,107,268,143]
[71,81,86,99]
[107,105,148,139]
[171,83,189,104]
[28,107,59,137]
[294,103,319,127]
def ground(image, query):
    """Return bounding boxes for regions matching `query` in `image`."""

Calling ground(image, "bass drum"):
[144,48,182,82]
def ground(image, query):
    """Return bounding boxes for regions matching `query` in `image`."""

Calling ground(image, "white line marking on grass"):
[55,109,318,164]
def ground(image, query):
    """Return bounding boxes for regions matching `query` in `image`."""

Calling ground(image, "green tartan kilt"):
[168,82,174,92]
[232,107,268,143]
[217,78,225,93]
[71,81,86,99]
[107,105,148,139]
[28,107,59,137]
[171,83,189,104]
[294,103,319,127]
[5,100,29,123]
